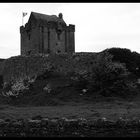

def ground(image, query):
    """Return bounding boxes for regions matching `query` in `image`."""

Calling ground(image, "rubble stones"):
[0,117,140,136]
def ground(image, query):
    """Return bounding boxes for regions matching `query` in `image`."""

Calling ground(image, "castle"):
[20,12,75,55]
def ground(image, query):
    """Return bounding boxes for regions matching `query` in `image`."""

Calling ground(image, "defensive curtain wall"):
[1,53,96,83]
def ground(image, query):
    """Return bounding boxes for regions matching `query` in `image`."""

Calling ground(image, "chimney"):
[58,13,63,19]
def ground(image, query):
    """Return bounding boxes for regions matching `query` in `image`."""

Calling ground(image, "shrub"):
[43,84,52,93]
[88,51,136,98]
[68,51,133,97]
[36,63,55,80]
[1,76,36,98]
[68,71,89,90]
[106,47,140,77]
[71,51,137,98]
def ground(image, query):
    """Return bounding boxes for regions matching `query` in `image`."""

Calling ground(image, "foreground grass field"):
[0,96,140,121]
[1,92,140,136]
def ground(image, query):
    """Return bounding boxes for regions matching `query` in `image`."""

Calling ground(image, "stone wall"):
[0,59,5,75]
[2,53,96,83]
[20,25,40,55]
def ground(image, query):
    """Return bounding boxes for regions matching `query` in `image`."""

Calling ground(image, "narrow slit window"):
[57,30,61,40]
[28,34,30,40]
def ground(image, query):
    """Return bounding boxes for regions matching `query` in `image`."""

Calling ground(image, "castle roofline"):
[30,11,66,25]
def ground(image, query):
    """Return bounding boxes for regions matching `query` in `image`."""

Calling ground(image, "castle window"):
[57,33,60,40]
[57,30,61,40]
[26,28,31,40]
[28,34,30,40]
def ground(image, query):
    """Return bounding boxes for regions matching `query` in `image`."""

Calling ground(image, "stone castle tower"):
[20,12,75,55]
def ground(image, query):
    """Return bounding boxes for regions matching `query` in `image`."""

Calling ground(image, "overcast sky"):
[0,3,140,58]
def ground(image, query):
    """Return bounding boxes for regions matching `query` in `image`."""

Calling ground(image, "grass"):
[1,72,140,121]
[0,97,140,121]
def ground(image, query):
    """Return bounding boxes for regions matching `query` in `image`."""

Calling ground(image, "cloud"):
[1,3,140,58]
[57,3,140,52]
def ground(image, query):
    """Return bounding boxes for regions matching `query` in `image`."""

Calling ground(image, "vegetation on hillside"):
[69,51,139,98]
[105,47,140,77]
[0,48,140,105]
